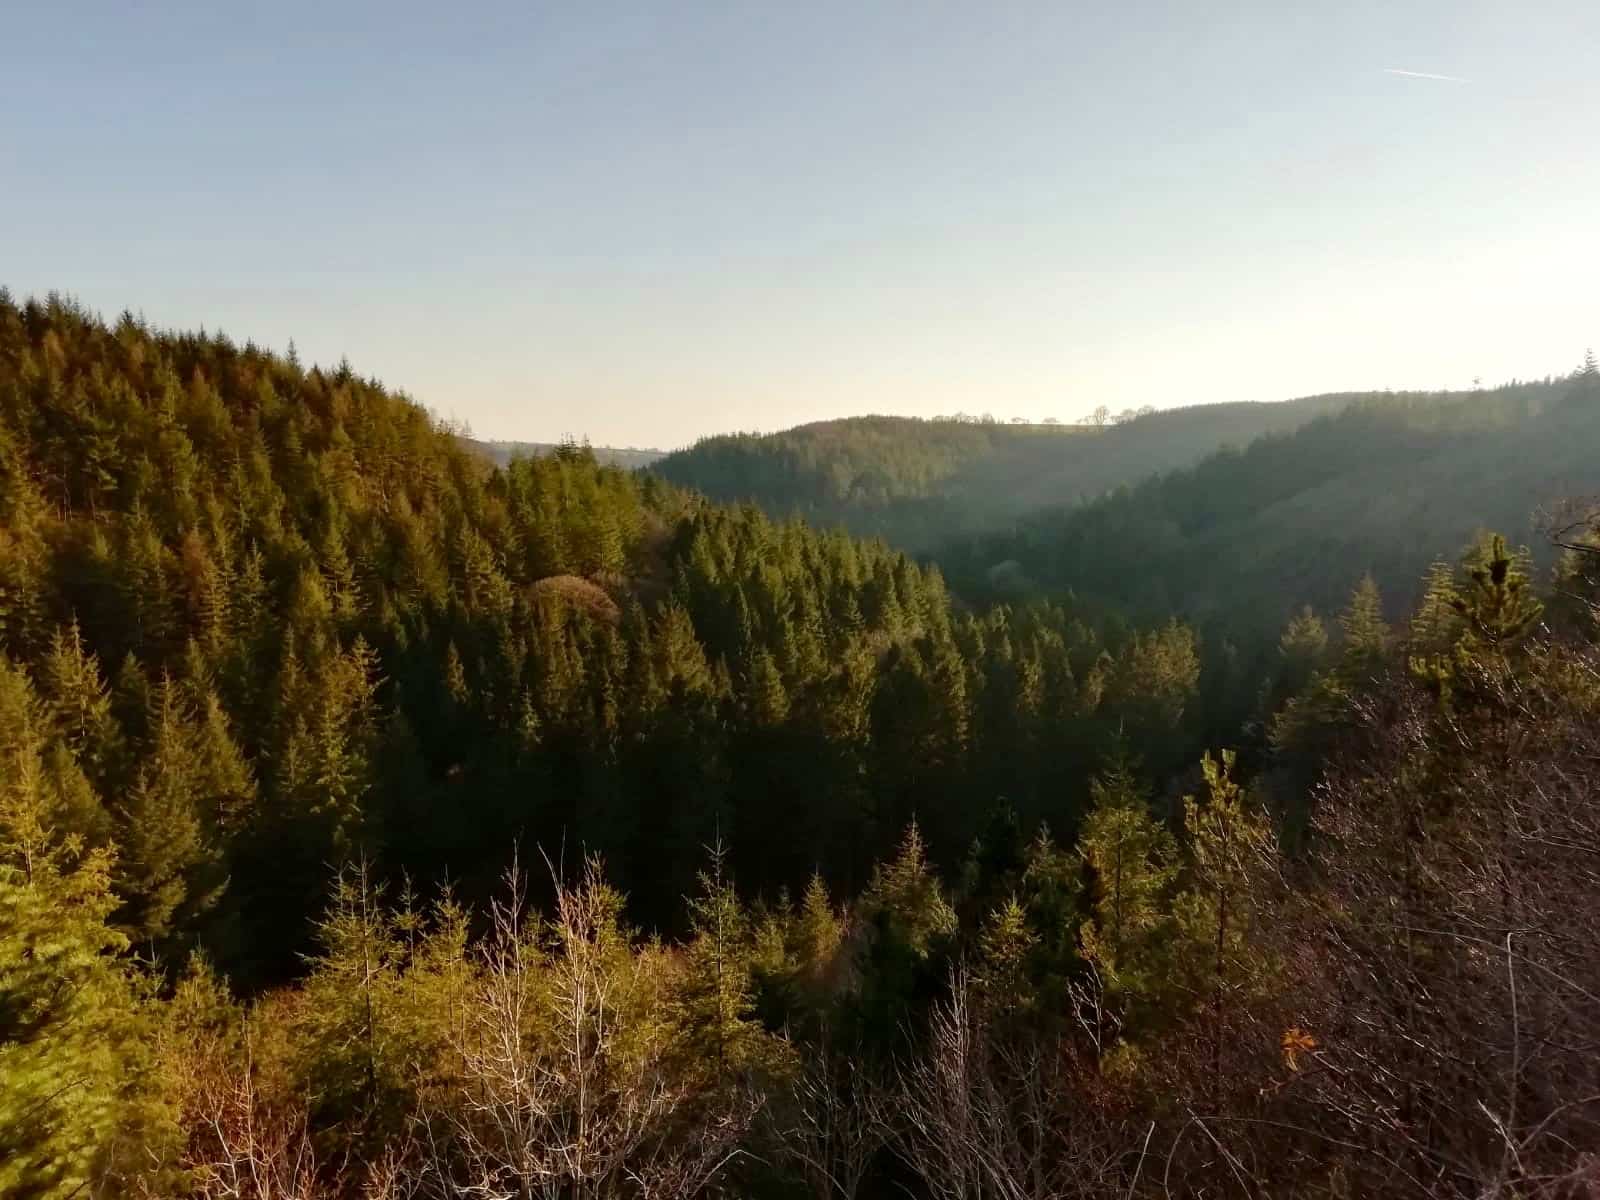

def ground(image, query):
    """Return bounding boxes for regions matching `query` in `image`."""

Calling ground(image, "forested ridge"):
[649,398,1348,550]
[7,290,1600,1199]
[939,373,1600,635]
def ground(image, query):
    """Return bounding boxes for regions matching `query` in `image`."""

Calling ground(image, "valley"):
[4,292,1599,1198]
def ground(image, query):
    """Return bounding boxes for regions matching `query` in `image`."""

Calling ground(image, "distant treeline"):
[465,436,665,470]
[650,397,1354,549]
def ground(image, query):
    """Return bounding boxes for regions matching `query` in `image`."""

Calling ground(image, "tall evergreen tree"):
[0,659,176,1198]
[113,677,223,947]
[1077,757,1178,1026]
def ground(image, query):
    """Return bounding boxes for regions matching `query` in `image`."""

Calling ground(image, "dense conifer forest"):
[7,290,1600,1197]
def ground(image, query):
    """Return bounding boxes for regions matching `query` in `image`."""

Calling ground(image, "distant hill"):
[936,375,1600,636]
[649,397,1350,549]
[467,438,665,470]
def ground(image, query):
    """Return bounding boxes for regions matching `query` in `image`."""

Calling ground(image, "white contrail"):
[1384,67,1470,83]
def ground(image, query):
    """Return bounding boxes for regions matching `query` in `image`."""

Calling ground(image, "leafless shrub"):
[408,858,759,1199]
[1539,496,1600,619]
[163,1029,327,1200]
[1289,647,1600,1196]
[893,969,1134,1200]
[769,1029,889,1200]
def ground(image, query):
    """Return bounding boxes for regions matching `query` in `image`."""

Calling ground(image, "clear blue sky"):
[6,2,1598,448]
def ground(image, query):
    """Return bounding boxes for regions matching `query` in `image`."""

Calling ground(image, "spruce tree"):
[1278,605,1328,686]
[1172,751,1276,1093]
[1409,558,1462,656]
[113,677,223,947]
[1076,757,1178,1021]
[295,859,406,1131]
[1452,533,1543,658]
[792,871,844,990]
[1337,575,1389,679]
[742,647,790,725]
[1016,824,1081,1011]
[38,621,123,797]
[854,822,957,1040]
[676,843,765,1081]
[974,895,1037,1021]
[0,660,177,1198]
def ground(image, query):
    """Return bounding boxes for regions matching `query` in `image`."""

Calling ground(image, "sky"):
[5,1,1600,449]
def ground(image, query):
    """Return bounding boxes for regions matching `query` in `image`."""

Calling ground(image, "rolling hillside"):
[650,395,1352,549]
[937,374,1600,635]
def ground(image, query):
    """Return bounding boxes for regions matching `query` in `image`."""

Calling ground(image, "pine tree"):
[111,653,154,749]
[0,425,47,659]
[1076,757,1178,1019]
[0,659,177,1198]
[849,822,957,1044]
[190,686,256,837]
[1278,605,1328,683]
[861,821,956,962]
[113,677,224,946]
[1452,533,1543,658]
[294,858,405,1129]
[1337,575,1389,679]
[319,519,360,622]
[1108,620,1200,735]
[1409,558,1462,656]
[676,842,768,1081]
[974,895,1037,1021]
[653,601,713,697]
[119,510,178,659]
[1014,824,1081,1010]
[792,871,844,989]
[1172,751,1276,1094]
[38,621,123,796]
[742,646,790,725]
[175,528,229,647]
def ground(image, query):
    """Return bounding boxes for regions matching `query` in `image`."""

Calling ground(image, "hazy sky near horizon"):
[6,2,1599,448]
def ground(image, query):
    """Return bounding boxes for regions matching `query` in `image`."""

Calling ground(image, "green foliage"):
[852,823,958,1040]
[859,822,957,962]
[0,289,1215,971]
[1337,575,1389,678]
[0,658,176,1199]
[112,676,229,946]
[1408,558,1462,656]
[973,895,1037,1019]
[675,845,766,1078]
[1173,752,1274,986]
[1278,604,1328,668]
[790,873,846,997]
[293,860,470,1143]
[38,621,123,796]
[1272,575,1393,757]
[1076,758,1178,1022]
[1453,533,1543,656]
